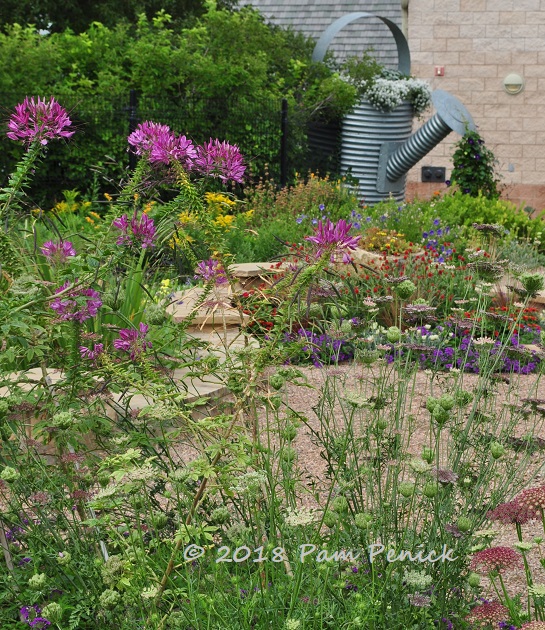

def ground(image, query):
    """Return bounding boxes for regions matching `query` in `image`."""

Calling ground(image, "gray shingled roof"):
[237,1,403,68]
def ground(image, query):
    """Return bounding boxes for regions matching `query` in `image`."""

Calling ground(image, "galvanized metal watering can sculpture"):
[312,13,476,204]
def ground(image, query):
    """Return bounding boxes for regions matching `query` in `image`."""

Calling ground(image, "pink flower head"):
[515,485,545,512]
[520,623,545,629]
[112,212,156,249]
[470,546,522,574]
[40,240,76,265]
[195,258,228,286]
[305,219,361,263]
[79,343,104,362]
[7,97,74,146]
[487,499,538,525]
[50,281,102,322]
[128,121,172,155]
[466,601,509,627]
[113,323,152,360]
[128,121,196,169]
[150,133,196,168]
[194,138,246,183]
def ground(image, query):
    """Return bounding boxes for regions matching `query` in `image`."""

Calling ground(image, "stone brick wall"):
[407,0,545,210]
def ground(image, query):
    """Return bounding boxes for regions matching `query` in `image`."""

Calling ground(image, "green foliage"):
[432,192,545,246]
[0,7,359,204]
[448,128,501,199]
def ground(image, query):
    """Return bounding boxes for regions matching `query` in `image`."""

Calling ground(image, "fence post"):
[128,89,138,171]
[280,98,288,188]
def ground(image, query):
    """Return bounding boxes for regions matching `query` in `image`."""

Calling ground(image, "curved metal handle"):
[311,12,411,75]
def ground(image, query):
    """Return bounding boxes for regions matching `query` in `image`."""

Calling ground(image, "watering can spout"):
[377,90,476,193]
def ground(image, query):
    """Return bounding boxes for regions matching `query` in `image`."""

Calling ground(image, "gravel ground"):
[255,362,545,605]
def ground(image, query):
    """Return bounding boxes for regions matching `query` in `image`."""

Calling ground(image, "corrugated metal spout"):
[378,90,476,191]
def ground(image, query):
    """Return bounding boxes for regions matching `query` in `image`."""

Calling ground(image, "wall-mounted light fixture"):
[503,73,524,95]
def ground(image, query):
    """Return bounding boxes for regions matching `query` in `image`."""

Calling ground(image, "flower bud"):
[331,496,349,513]
[490,441,505,459]
[323,511,339,528]
[520,272,545,297]
[423,483,438,498]
[394,280,416,300]
[28,573,47,590]
[57,551,72,566]
[439,394,455,411]
[457,516,472,532]
[422,447,434,464]
[0,466,19,482]
[354,512,373,529]
[432,405,450,426]
[426,397,439,413]
[468,573,481,588]
[399,482,415,498]
[386,326,401,343]
[269,374,285,391]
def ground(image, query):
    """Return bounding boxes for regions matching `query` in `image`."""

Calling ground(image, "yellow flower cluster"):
[214,214,235,228]
[359,227,413,253]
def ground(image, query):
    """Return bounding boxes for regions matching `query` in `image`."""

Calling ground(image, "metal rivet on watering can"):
[377,90,476,193]
[312,15,476,204]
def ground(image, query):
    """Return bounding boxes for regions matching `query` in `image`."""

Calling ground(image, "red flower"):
[466,602,509,627]
[487,499,537,525]
[470,546,522,574]
[516,485,545,512]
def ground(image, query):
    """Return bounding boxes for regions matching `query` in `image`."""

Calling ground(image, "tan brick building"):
[407,0,545,210]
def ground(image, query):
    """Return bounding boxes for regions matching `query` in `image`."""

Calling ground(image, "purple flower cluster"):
[422,218,452,263]
[128,121,196,168]
[79,343,104,362]
[113,323,152,360]
[386,326,540,374]
[40,240,76,265]
[128,122,246,183]
[20,606,50,628]
[282,328,354,367]
[194,138,246,183]
[49,281,102,322]
[112,212,156,249]
[8,97,74,146]
[305,219,361,263]
[194,258,228,286]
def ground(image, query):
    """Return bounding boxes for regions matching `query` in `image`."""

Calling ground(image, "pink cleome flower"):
[41,240,76,265]
[487,499,538,525]
[50,281,102,322]
[113,323,152,360]
[465,601,510,627]
[194,138,246,183]
[195,258,228,286]
[305,219,361,264]
[515,485,545,513]
[7,97,74,146]
[128,121,196,169]
[112,212,156,249]
[470,546,523,574]
[79,343,104,362]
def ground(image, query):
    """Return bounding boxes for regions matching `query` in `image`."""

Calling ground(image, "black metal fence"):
[0,91,341,205]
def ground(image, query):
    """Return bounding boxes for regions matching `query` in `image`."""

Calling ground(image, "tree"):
[0,0,226,34]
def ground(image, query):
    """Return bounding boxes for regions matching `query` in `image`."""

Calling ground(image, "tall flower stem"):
[0,143,44,224]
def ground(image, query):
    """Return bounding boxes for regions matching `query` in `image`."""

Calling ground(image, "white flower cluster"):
[231,470,268,496]
[403,569,433,590]
[365,77,431,115]
[284,506,318,527]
